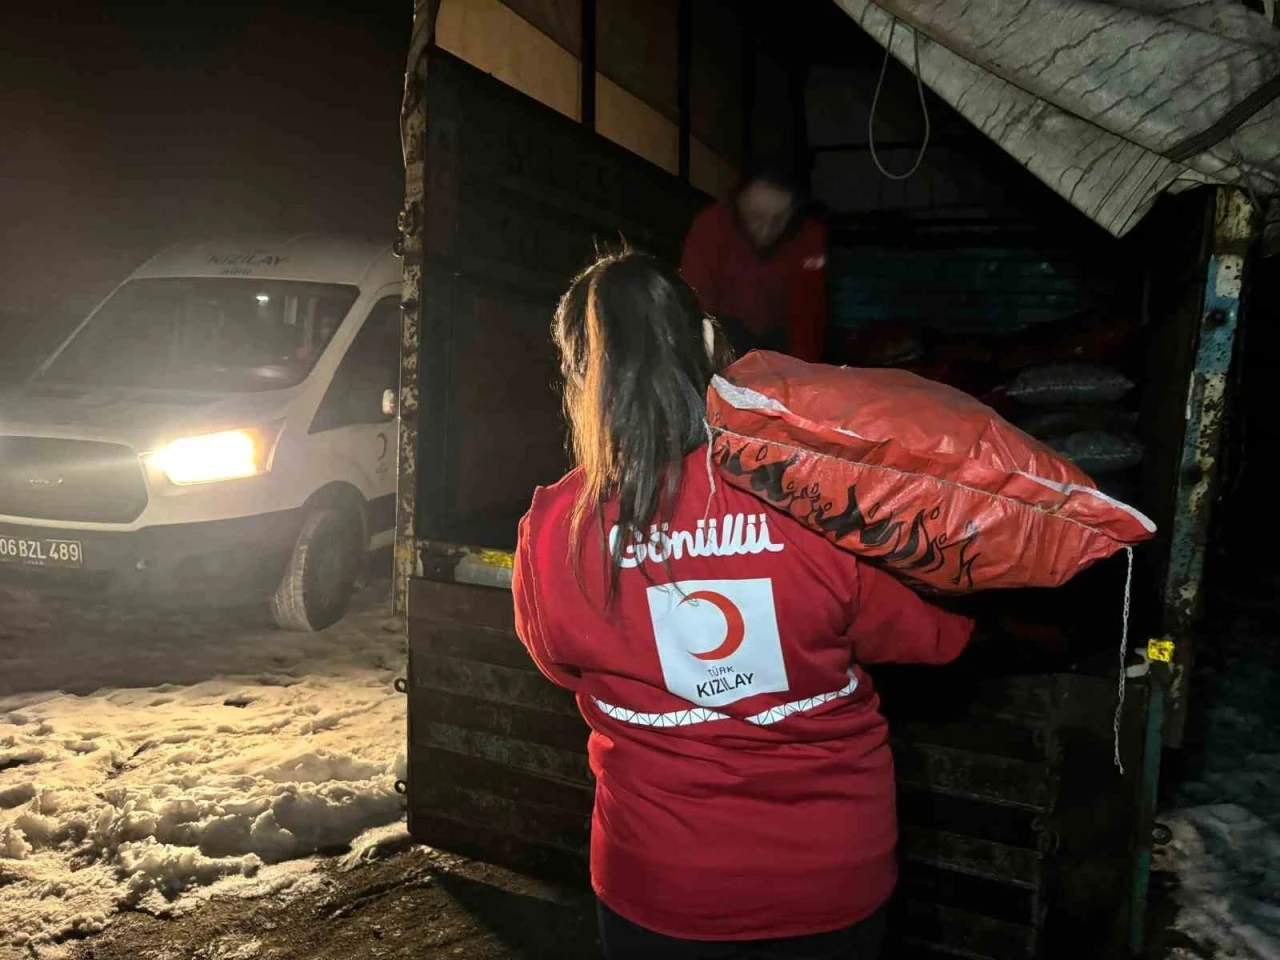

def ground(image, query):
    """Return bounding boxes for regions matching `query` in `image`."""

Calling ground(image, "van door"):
[398,48,705,879]
[308,289,401,546]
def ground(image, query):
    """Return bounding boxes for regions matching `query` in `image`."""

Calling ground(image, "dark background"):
[2,1,407,373]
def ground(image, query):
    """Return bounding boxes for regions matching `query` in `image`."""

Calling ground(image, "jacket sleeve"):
[680,206,720,312]
[846,560,974,665]
[787,221,829,364]
[513,508,582,691]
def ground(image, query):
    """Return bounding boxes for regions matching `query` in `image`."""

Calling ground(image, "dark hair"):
[737,159,803,198]
[554,248,733,602]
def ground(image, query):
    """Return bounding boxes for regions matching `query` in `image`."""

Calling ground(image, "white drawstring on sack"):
[1113,546,1135,773]
[702,421,718,520]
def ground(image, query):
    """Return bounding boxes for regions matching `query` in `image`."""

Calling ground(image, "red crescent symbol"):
[681,590,746,661]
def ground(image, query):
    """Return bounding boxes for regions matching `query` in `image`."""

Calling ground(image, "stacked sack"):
[1001,363,1143,499]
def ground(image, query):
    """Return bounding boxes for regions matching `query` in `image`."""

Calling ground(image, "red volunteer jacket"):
[513,450,974,941]
[681,201,829,363]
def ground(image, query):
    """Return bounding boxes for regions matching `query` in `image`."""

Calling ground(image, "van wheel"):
[271,506,363,632]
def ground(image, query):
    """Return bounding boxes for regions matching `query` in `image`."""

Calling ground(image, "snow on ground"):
[0,583,407,958]
[1154,609,1280,960]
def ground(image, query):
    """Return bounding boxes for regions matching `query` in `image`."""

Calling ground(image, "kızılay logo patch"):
[647,578,788,708]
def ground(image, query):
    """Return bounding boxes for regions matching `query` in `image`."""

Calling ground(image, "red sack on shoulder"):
[706,351,1155,592]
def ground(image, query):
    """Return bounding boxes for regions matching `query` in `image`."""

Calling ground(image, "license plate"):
[0,536,83,568]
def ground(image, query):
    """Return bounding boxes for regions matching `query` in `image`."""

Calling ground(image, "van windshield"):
[41,278,361,392]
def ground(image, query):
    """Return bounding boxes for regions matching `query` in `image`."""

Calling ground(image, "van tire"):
[271,505,363,632]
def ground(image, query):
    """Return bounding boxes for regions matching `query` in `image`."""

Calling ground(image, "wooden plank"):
[417,721,592,785]
[439,52,699,256]
[894,742,1057,813]
[879,669,1056,726]
[411,747,593,814]
[501,0,583,57]
[896,716,1051,765]
[413,653,579,716]
[901,827,1042,890]
[412,50,702,550]
[979,677,1055,719]
[416,688,588,752]
[580,0,596,127]
[889,945,993,960]
[897,787,1048,852]
[447,282,570,535]
[410,578,516,632]
[898,902,1037,960]
[598,0,679,120]
[901,861,1040,926]
[455,185,608,285]
[409,811,589,886]
[414,620,534,672]
[456,110,696,250]
[413,779,590,852]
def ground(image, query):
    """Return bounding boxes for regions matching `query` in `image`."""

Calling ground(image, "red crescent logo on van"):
[680,590,746,661]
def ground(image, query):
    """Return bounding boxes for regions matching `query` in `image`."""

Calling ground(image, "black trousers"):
[597,901,887,960]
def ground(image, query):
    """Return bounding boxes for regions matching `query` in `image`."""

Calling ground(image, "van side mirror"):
[381,388,399,418]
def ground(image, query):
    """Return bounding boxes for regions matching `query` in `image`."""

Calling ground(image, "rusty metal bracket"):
[394,202,422,259]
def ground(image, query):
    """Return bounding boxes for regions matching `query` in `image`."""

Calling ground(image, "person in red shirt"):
[680,167,829,363]
[513,250,973,959]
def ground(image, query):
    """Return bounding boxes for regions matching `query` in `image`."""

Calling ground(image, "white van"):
[0,236,402,630]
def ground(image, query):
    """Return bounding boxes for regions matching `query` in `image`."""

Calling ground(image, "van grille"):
[0,437,148,524]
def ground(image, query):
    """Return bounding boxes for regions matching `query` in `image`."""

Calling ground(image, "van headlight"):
[149,425,281,486]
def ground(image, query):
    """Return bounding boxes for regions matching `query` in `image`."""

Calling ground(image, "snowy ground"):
[3,574,1275,960]
[60,844,598,960]
[0,581,408,959]
[1153,606,1280,960]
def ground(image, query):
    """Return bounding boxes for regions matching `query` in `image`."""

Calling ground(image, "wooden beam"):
[580,0,597,129]
[1161,186,1258,747]
[742,14,756,167]
[677,0,692,180]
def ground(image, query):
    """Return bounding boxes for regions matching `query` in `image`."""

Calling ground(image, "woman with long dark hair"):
[513,250,973,959]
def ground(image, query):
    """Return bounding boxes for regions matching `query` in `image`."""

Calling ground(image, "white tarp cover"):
[834,0,1280,236]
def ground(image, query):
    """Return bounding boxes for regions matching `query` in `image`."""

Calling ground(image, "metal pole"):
[393,0,440,616]
[1129,681,1165,954]
[1160,187,1257,747]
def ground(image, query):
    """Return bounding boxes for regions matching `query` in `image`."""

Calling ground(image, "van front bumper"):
[0,510,303,599]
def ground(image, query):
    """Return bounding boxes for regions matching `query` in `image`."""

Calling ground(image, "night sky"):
[2,1,407,323]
